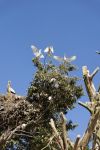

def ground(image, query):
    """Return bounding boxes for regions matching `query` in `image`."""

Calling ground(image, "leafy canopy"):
[27,46,83,149]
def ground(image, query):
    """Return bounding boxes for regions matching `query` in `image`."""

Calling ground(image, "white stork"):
[44,46,54,54]
[53,55,76,63]
[7,81,16,95]
[31,45,44,58]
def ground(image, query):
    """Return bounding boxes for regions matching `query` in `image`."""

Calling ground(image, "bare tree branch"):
[78,101,92,114]
[82,66,97,101]
[91,67,100,80]
[41,135,55,150]
[0,123,27,149]
[49,118,64,150]
[77,66,100,149]
[79,109,100,149]
[74,134,80,150]
[60,112,68,150]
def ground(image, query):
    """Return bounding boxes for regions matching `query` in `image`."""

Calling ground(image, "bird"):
[53,55,76,63]
[96,51,100,54]
[7,81,16,95]
[31,45,44,58]
[64,55,76,62]
[44,46,54,54]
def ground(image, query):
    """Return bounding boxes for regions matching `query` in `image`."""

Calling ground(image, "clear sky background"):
[0,0,100,141]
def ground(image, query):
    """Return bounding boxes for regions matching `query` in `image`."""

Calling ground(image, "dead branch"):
[91,67,100,80]
[74,134,80,150]
[49,118,64,150]
[78,101,92,114]
[41,135,55,150]
[0,123,28,149]
[60,112,68,150]
[49,114,74,150]
[79,107,100,149]
[82,66,97,101]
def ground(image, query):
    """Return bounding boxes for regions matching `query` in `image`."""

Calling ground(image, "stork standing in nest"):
[7,81,16,98]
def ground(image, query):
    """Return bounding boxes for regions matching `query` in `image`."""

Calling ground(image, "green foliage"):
[86,145,90,150]
[27,48,83,149]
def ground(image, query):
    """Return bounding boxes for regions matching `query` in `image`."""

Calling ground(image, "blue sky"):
[0,0,100,141]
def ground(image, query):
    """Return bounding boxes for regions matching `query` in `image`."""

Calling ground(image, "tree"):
[27,46,83,149]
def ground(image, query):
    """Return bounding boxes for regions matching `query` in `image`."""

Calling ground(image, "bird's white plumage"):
[9,87,16,94]
[48,96,52,100]
[31,45,44,58]
[44,46,54,53]
[50,78,56,82]
[69,55,76,61]
[53,55,63,62]
[7,81,16,94]
[31,45,39,53]
[53,55,76,62]
[64,55,76,62]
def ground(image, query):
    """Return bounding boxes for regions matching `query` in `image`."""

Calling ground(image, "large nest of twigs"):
[0,95,33,131]
[0,94,39,148]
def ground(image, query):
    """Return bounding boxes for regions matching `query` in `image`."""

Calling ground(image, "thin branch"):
[16,130,34,136]
[0,129,11,149]
[14,133,33,138]
[78,101,93,114]
[41,135,55,150]
[0,123,27,149]
[91,67,100,80]
[6,124,27,141]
